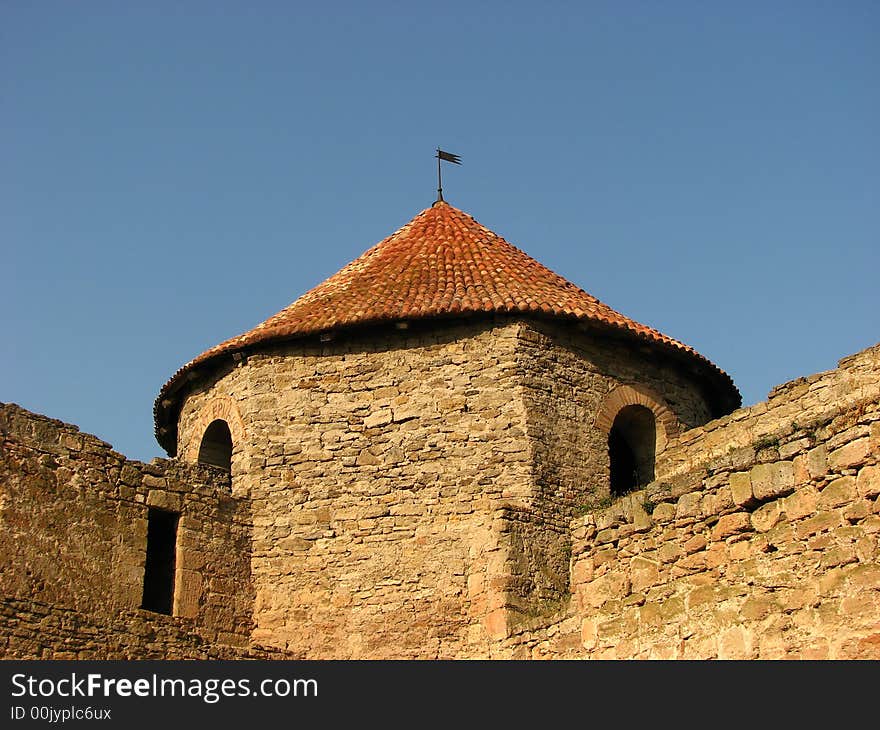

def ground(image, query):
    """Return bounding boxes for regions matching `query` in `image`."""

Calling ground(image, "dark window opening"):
[141,508,179,615]
[198,419,232,472]
[609,405,656,496]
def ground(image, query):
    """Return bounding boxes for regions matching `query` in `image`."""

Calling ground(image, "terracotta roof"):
[155,200,740,453]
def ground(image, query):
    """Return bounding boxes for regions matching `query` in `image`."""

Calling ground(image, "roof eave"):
[153,311,740,456]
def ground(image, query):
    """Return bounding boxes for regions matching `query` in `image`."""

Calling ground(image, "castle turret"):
[153,200,740,656]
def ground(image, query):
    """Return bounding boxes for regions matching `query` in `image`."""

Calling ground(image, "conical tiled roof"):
[155,200,740,453]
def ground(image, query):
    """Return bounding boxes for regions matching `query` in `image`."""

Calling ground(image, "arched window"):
[608,405,656,496]
[197,419,232,472]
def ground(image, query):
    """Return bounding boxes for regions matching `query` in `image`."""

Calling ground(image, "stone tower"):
[153,200,741,657]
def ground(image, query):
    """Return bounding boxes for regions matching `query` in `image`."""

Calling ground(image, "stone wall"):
[175,317,723,656]
[177,319,535,657]
[501,319,719,627]
[499,342,880,658]
[0,598,287,659]
[0,403,269,659]
[3,332,877,660]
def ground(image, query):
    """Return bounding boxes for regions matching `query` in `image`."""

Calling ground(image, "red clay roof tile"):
[155,200,740,452]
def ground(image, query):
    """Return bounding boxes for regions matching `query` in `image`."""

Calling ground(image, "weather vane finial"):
[435,148,461,202]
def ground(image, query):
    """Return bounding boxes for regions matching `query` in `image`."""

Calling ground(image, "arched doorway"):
[608,405,656,496]
[197,419,232,472]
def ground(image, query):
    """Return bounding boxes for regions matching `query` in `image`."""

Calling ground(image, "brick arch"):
[183,396,247,469]
[594,384,680,453]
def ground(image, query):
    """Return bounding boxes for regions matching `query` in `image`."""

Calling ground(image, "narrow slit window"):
[141,508,179,615]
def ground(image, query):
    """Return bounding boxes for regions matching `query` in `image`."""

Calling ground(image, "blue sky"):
[3,1,878,462]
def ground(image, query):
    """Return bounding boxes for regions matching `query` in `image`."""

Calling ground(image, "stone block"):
[146,490,182,512]
[844,499,872,523]
[173,569,203,619]
[779,438,810,460]
[278,536,312,552]
[707,487,735,516]
[355,450,380,466]
[740,595,778,621]
[718,627,754,660]
[687,584,716,609]
[669,473,703,499]
[726,446,757,470]
[797,511,842,538]
[829,438,871,470]
[683,534,707,554]
[728,540,752,561]
[818,476,857,510]
[658,542,683,564]
[581,618,598,650]
[676,492,702,519]
[638,601,664,628]
[806,445,828,479]
[483,609,508,640]
[856,465,880,499]
[363,410,393,429]
[751,501,784,533]
[177,547,207,571]
[819,545,857,569]
[750,462,795,501]
[142,474,167,489]
[677,552,707,571]
[839,595,877,618]
[712,512,751,540]
[132,517,149,539]
[593,547,618,567]
[630,557,660,593]
[845,563,880,589]
[704,543,728,569]
[782,486,819,521]
[652,503,676,522]
[793,453,810,485]
[120,465,143,487]
[729,472,754,507]
[580,572,630,608]
[570,559,593,587]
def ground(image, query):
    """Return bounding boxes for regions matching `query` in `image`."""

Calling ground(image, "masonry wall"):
[498,342,880,659]
[0,403,269,659]
[178,320,537,658]
[501,320,719,627]
[4,336,878,660]
[176,317,726,654]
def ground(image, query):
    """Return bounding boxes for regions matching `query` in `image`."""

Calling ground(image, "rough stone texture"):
[509,342,880,659]
[509,320,711,623]
[2,323,878,660]
[177,320,529,657]
[0,598,286,659]
[174,318,716,656]
[0,404,283,659]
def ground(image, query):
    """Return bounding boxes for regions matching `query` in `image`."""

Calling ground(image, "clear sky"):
[3,1,878,463]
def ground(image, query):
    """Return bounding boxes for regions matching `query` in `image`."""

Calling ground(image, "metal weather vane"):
[436,148,461,202]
